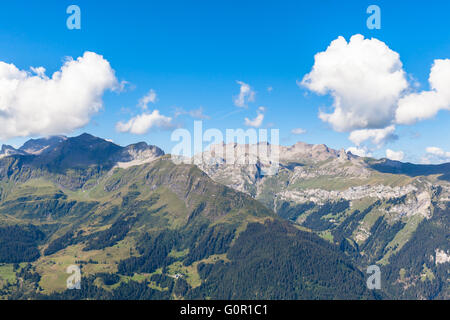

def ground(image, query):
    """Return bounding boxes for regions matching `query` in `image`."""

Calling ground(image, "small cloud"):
[346,146,372,157]
[267,86,273,93]
[291,128,306,135]
[138,89,157,110]
[234,81,255,108]
[244,106,265,128]
[386,149,404,161]
[116,110,173,134]
[174,107,210,119]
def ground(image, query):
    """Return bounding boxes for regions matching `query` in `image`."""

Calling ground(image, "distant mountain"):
[0,133,165,190]
[196,141,450,299]
[0,134,378,300]
[368,158,450,182]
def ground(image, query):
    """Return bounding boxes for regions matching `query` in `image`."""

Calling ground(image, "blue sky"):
[0,0,449,163]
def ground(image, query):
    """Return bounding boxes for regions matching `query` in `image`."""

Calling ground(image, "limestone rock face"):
[193,140,450,272]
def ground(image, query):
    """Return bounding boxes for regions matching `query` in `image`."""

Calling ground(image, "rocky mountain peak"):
[0,144,27,158]
[337,148,351,161]
[114,142,165,169]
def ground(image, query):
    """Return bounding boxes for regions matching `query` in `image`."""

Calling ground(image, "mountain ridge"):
[0,133,447,299]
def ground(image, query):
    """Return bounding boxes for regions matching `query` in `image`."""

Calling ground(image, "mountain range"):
[0,133,448,300]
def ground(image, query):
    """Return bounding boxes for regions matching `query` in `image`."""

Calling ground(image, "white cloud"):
[0,51,118,139]
[396,59,450,124]
[349,125,397,147]
[300,35,450,156]
[291,128,306,135]
[30,66,47,78]
[301,34,408,132]
[425,147,450,161]
[346,146,372,157]
[234,81,255,108]
[386,149,404,161]
[138,89,157,110]
[267,86,273,93]
[116,110,173,134]
[115,80,132,93]
[244,106,265,128]
[174,107,210,119]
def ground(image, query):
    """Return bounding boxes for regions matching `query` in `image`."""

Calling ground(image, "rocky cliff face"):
[0,135,447,299]
[0,145,27,158]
